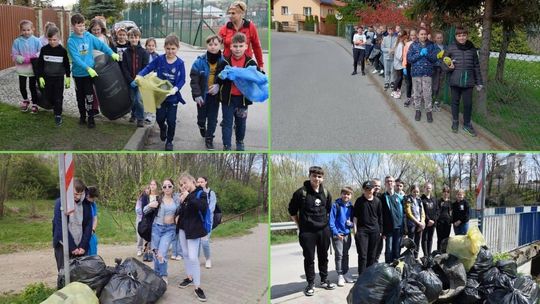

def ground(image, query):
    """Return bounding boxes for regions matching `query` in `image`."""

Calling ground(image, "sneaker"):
[195,288,207,302]
[160,125,167,141]
[390,91,396,98]
[87,116,95,128]
[136,119,144,128]
[344,274,355,283]
[144,118,153,125]
[404,98,412,107]
[415,110,421,121]
[178,277,194,289]
[433,101,441,112]
[205,139,215,151]
[236,141,245,151]
[162,276,168,285]
[199,126,206,138]
[223,145,231,151]
[337,275,345,287]
[165,142,174,151]
[463,124,477,137]
[371,69,378,74]
[205,259,212,269]
[395,91,401,99]
[362,71,366,76]
[55,115,62,126]
[79,116,86,125]
[384,83,390,90]
[427,111,433,123]
[351,71,357,75]
[320,280,337,290]
[176,255,183,260]
[20,100,30,112]
[304,283,315,296]
[452,120,459,133]
[137,250,142,257]
[379,70,384,75]
[129,116,136,123]
[31,105,38,114]
[390,82,395,89]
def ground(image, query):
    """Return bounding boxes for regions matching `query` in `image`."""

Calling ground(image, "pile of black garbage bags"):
[57,256,166,304]
[347,236,540,303]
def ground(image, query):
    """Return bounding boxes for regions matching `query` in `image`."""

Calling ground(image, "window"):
[303,7,312,16]
[281,6,289,15]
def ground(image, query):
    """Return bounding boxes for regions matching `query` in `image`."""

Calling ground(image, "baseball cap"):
[362,181,374,190]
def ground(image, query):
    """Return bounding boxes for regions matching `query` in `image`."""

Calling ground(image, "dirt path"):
[0,224,268,303]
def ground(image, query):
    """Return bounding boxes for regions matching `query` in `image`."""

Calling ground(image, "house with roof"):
[272,0,346,32]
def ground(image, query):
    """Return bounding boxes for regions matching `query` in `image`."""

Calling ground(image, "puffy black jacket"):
[446,41,483,88]
[176,186,208,239]
[121,43,149,84]
[288,181,332,233]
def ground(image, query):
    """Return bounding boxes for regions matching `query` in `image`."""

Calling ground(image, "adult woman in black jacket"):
[436,186,452,251]
[445,26,483,136]
[176,174,208,302]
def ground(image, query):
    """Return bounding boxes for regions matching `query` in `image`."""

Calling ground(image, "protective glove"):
[64,76,70,89]
[194,96,205,107]
[476,85,483,92]
[403,68,407,76]
[38,77,45,89]
[166,86,178,97]
[437,50,445,59]
[16,55,24,64]
[87,67,98,78]
[443,57,453,67]
[111,53,120,61]
[130,80,137,88]
[208,84,219,95]
[420,48,428,56]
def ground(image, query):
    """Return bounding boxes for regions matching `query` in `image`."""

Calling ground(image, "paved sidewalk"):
[320,34,512,151]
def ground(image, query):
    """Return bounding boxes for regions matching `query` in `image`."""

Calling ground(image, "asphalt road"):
[271,32,419,151]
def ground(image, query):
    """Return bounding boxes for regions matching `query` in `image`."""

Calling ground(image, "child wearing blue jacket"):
[329,187,355,287]
[11,20,41,113]
[67,13,119,129]
[137,34,186,151]
[407,28,438,123]
[190,35,224,151]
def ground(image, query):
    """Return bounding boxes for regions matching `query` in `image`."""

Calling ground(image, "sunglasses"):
[162,185,173,189]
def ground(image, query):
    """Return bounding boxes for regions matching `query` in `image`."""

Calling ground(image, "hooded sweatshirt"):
[329,198,354,236]
[288,181,332,233]
[11,35,41,76]
[67,31,114,77]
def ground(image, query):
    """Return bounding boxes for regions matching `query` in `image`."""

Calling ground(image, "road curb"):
[124,125,153,150]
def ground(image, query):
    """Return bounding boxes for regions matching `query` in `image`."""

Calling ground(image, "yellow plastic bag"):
[41,282,99,304]
[135,73,173,114]
[447,225,486,271]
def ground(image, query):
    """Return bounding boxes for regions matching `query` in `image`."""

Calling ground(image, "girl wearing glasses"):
[143,178,180,284]
[436,185,452,251]
[176,174,209,302]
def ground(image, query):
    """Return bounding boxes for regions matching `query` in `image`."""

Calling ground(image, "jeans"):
[178,229,202,286]
[331,234,352,275]
[130,87,144,120]
[151,223,176,277]
[171,232,183,258]
[454,221,469,235]
[451,86,474,125]
[156,102,178,144]
[299,227,331,284]
[221,96,247,147]
[197,94,220,139]
[200,232,211,260]
[384,228,403,263]
[355,229,380,276]
[383,58,394,84]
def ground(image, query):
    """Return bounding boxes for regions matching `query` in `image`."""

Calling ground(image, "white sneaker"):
[371,69,378,74]
[390,91,396,98]
[395,91,401,99]
[379,70,384,75]
[137,250,142,257]
[337,275,345,287]
[344,274,355,283]
[205,259,212,269]
[162,276,168,285]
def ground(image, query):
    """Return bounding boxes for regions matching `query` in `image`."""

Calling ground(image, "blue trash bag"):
[218,65,269,102]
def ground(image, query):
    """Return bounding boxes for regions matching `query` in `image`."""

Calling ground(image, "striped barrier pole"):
[476,153,486,233]
[58,153,75,285]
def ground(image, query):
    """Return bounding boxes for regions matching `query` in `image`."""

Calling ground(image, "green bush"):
[325,14,337,25]
[219,181,259,214]
[8,155,58,200]
[0,283,56,304]
[469,24,535,54]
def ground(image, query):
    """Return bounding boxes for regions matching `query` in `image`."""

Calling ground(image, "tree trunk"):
[477,0,495,116]
[0,155,11,218]
[495,22,512,83]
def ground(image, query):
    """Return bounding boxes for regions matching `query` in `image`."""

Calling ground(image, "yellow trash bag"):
[41,282,99,304]
[135,73,173,114]
[446,225,486,271]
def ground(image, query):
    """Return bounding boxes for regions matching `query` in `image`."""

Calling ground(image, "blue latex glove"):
[130,80,137,88]
[420,48,428,56]
[403,68,407,76]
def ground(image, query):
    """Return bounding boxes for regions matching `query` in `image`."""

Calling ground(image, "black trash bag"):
[347,263,401,304]
[57,255,112,296]
[486,288,529,304]
[416,268,443,302]
[93,54,132,120]
[400,279,429,304]
[481,261,517,292]
[455,279,482,304]
[30,57,52,110]
[497,259,518,278]
[467,246,493,280]
[99,271,149,304]
[431,253,466,302]
[116,257,166,304]
[400,239,422,280]
[513,276,540,304]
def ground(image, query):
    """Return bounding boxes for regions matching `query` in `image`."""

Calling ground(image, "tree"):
[357,0,417,27]
[0,155,11,218]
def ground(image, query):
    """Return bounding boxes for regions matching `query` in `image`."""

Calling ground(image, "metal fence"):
[122,0,268,48]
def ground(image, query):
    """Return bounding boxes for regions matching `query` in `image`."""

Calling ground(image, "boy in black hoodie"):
[36,26,71,126]
[288,166,336,296]
[122,28,148,127]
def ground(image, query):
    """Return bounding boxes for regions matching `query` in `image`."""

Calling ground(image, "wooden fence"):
[0,5,70,71]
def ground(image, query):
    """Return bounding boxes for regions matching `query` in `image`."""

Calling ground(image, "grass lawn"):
[0,199,263,255]
[270,230,298,245]
[0,103,135,151]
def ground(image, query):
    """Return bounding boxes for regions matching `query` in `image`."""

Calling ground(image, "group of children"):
[12,13,261,151]
[353,24,483,136]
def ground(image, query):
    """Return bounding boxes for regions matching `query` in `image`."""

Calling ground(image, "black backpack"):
[137,196,159,242]
[208,190,222,230]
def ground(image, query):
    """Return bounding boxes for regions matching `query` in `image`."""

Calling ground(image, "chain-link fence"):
[122,0,268,48]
